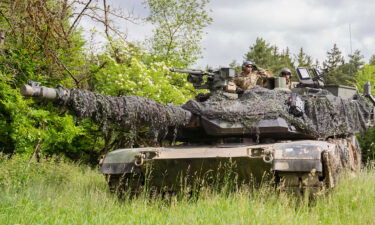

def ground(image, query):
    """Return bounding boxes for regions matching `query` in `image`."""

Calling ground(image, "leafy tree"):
[0,0,92,88]
[92,41,196,104]
[245,38,273,68]
[322,44,348,84]
[323,44,344,71]
[347,50,365,76]
[145,0,212,67]
[322,46,365,85]
[245,38,294,76]
[355,64,375,92]
[355,64,375,162]
[275,47,295,76]
[0,0,211,162]
[357,127,375,162]
[0,74,84,158]
[296,47,313,68]
[0,0,90,159]
[368,55,375,65]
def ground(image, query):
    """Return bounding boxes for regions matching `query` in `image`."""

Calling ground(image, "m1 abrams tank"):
[21,67,375,196]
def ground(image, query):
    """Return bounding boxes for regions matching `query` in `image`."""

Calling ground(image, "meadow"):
[0,156,374,225]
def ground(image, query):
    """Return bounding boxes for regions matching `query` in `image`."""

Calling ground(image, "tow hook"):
[263,150,273,163]
[134,153,146,166]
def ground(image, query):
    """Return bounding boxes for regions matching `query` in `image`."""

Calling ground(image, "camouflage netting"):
[182,87,373,138]
[57,89,192,137]
[56,86,372,140]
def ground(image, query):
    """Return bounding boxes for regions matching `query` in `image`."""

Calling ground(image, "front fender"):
[271,141,330,173]
[100,147,159,174]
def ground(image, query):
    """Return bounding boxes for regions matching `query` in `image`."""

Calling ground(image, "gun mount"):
[170,67,235,92]
[21,67,374,197]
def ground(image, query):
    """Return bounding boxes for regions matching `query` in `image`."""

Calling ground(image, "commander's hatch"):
[296,67,315,87]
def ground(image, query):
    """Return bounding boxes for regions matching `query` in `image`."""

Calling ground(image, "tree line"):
[236,37,375,87]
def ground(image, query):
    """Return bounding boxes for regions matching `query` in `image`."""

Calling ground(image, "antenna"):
[349,24,353,55]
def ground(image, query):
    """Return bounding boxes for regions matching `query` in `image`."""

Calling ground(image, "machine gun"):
[170,67,236,92]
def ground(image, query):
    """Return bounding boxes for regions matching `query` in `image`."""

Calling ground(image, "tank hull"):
[100,145,274,190]
[100,138,361,194]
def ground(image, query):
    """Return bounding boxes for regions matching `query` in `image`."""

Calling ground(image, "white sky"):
[81,0,375,69]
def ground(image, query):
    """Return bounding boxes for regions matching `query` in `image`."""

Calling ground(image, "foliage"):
[145,0,212,67]
[357,127,375,162]
[322,44,346,84]
[0,0,205,160]
[296,47,313,68]
[355,64,375,161]
[322,45,365,85]
[0,0,89,88]
[369,55,375,65]
[0,0,100,159]
[322,44,344,71]
[91,41,196,105]
[244,38,294,76]
[245,38,273,68]
[355,64,375,92]
[0,74,85,157]
[348,50,365,76]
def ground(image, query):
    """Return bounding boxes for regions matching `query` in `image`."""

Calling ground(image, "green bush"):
[358,127,375,162]
[0,74,86,157]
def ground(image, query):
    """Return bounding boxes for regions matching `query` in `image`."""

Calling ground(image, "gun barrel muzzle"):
[20,84,58,100]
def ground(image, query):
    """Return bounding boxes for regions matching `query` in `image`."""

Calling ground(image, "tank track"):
[105,174,143,198]
[277,172,325,197]
[276,138,363,197]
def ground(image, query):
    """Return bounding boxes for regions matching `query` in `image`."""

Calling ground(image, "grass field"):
[0,156,374,225]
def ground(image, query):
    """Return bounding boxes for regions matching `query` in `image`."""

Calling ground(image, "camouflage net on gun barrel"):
[182,87,372,138]
[57,88,192,138]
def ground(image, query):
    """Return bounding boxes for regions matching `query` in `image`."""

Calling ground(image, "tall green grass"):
[0,155,374,225]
